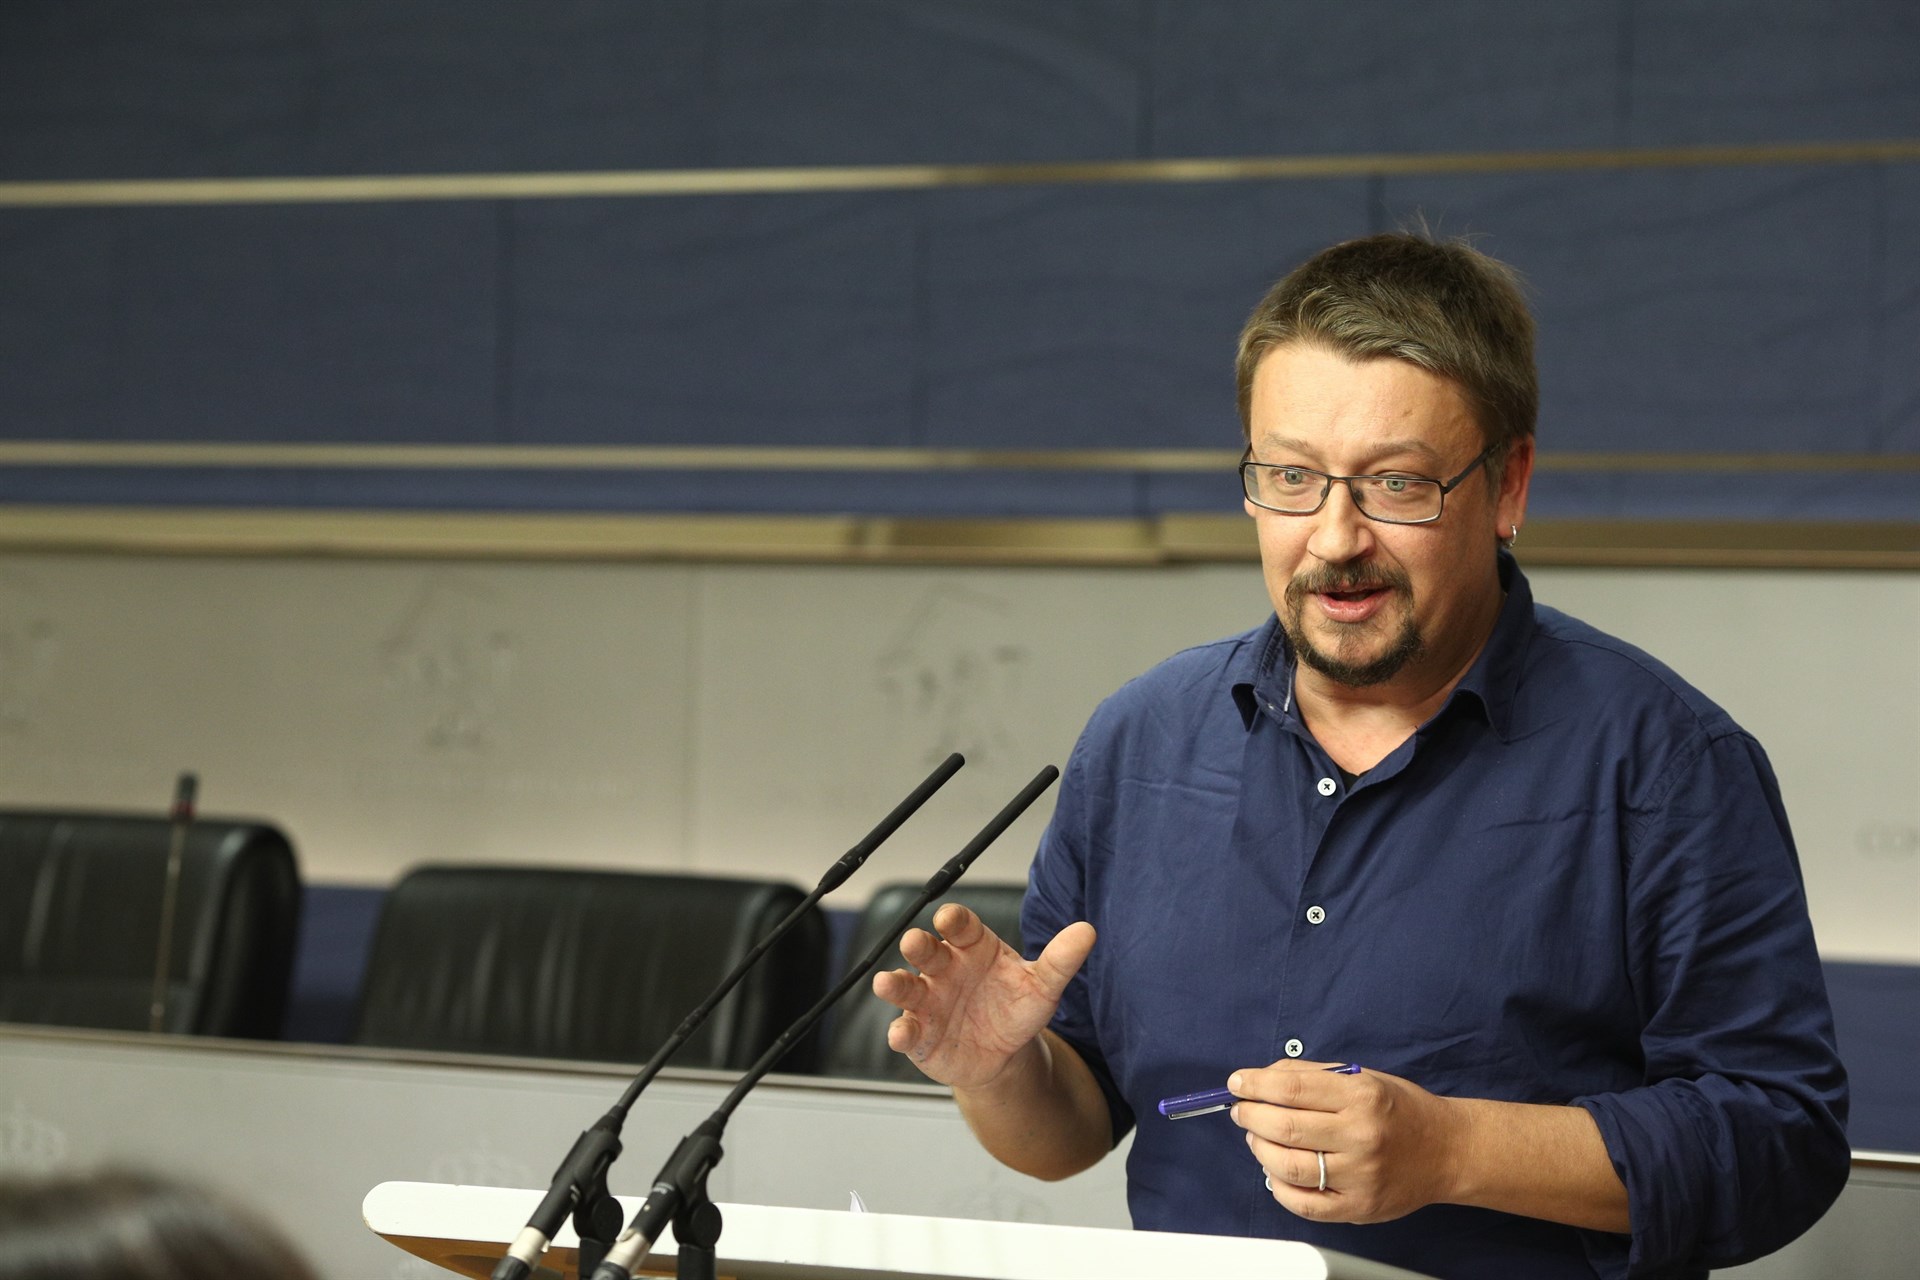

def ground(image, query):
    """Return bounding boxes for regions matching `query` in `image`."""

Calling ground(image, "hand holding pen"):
[1221,1058,1477,1226]
[1158,1063,1363,1120]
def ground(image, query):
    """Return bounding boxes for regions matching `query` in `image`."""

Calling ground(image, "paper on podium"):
[363,1180,1434,1280]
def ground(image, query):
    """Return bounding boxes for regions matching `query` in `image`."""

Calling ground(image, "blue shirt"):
[1024,555,1848,1280]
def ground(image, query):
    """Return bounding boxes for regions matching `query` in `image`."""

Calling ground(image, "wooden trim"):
[1853,1152,1920,1174]
[3,507,1917,570]
[2,441,1916,473]
[0,441,1231,472]
[4,139,1918,208]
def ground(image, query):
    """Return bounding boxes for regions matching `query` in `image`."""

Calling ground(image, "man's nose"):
[1305,480,1376,564]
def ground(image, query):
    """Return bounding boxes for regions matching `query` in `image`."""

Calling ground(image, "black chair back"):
[0,810,300,1038]
[818,880,1027,1082]
[349,866,828,1069]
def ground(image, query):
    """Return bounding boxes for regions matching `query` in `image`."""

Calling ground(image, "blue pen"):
[1157,1063,1363,1120]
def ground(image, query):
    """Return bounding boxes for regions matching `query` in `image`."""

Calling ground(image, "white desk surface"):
[363,1180,1434,1280]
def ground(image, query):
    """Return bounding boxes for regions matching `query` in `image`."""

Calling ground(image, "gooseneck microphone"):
[491,752,965,1280]
[591,763,1061,1280]
[148,772,198,1034]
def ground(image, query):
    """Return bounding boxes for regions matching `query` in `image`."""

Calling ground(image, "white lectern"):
[363,1181,1433,1280]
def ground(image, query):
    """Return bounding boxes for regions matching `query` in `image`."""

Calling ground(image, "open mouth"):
[1308,583,1397,624]
[1286,570,1410,624]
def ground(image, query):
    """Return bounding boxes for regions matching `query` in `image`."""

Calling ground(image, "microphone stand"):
[593,763,1061,1280]
[147,772,198,1033]
[491,752,965,1280]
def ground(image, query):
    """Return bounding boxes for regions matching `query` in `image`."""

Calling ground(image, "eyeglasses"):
[1239,442,1497,524]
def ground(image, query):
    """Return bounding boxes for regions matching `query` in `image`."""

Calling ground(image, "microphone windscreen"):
[170,772,198,822]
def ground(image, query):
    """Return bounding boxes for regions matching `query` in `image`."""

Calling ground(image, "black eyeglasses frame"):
[1238,441,1499,525]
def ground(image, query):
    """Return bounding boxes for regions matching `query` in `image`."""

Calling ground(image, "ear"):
[1495,436,1534,542]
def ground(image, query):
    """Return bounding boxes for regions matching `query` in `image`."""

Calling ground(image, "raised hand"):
[872,902,1096,1089]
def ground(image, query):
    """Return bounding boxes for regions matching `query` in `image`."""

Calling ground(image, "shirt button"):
[1316,777,1336,796]
[1284,1039,1304,1058]
[1306,905,1326,925]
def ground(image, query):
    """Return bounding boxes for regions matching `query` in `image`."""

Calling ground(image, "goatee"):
[1281,563,1423,688]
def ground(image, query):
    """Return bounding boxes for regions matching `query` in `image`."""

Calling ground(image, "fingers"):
[1230,1060,1361,1192]
[1249,1130,1382,1224]
[1249,1133,1335,1194]
[1031,920,1096,997]
[1251,1136,1345,1223]
[897,924,939,970]
[901,908,984,979]
[884,1011,920,1055]
[886,1012,942,1074]
[1231,1097,1342,1153]
[1239,1066,1443,1226]
[1228,1060,1367,1171]
[870,966,926,1011]
[1227,1060,1358,1112]
[930,901,991,949]
[876,913,1092,1038]
[903,907,1090,987]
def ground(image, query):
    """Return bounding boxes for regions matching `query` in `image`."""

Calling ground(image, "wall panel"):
[0,551,1912,963]
[2,0,1915,532]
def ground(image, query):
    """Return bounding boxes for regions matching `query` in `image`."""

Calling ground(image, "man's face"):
[1244,343,1531,695]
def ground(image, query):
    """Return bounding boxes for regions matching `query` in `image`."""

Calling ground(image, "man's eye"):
[1279,468,1310,485]
[1379,477,1411,494]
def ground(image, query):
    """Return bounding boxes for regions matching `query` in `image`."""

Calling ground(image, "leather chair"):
[817,880,1027,1082]
[0,810,301,1038]
[349,866,829,1069]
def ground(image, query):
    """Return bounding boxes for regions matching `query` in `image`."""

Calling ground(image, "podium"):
[363,1180,1433,1280]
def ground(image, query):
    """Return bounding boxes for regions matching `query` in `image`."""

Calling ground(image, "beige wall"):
[0,551,1914,960]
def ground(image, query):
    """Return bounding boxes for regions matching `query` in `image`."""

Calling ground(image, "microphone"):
[148,772,198,1033]
[491,752,965,1280]
[592,764,1061,1280]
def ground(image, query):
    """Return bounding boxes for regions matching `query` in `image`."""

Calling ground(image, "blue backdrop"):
[2,0,1916,520]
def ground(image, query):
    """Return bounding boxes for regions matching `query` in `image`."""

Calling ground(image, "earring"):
[1502,523,1519,549]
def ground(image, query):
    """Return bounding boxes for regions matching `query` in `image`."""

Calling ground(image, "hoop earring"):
[1502,523,1519,549]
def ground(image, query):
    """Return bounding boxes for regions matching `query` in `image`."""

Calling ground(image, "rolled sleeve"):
[1024,728,1136,1148]
[1576,730,1849,1275]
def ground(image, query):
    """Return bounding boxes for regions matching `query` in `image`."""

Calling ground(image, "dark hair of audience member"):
[0,1169,320,1280]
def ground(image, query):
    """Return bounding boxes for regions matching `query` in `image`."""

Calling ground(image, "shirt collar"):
[1229,615,1290,730]
[1229,550,1534,741]
[1444,549,1533,742]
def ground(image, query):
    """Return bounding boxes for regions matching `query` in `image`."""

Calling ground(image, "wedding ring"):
[1316,1150,1328,1192]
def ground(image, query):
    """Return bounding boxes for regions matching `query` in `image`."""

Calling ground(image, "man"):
[873,233,1849,1279]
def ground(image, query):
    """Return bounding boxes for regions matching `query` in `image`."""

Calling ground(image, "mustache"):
[1284,563,1413,605]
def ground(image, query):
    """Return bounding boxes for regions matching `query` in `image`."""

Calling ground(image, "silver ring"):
[1263,1172,1273,1193]
[1316,1150,1328,1193]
